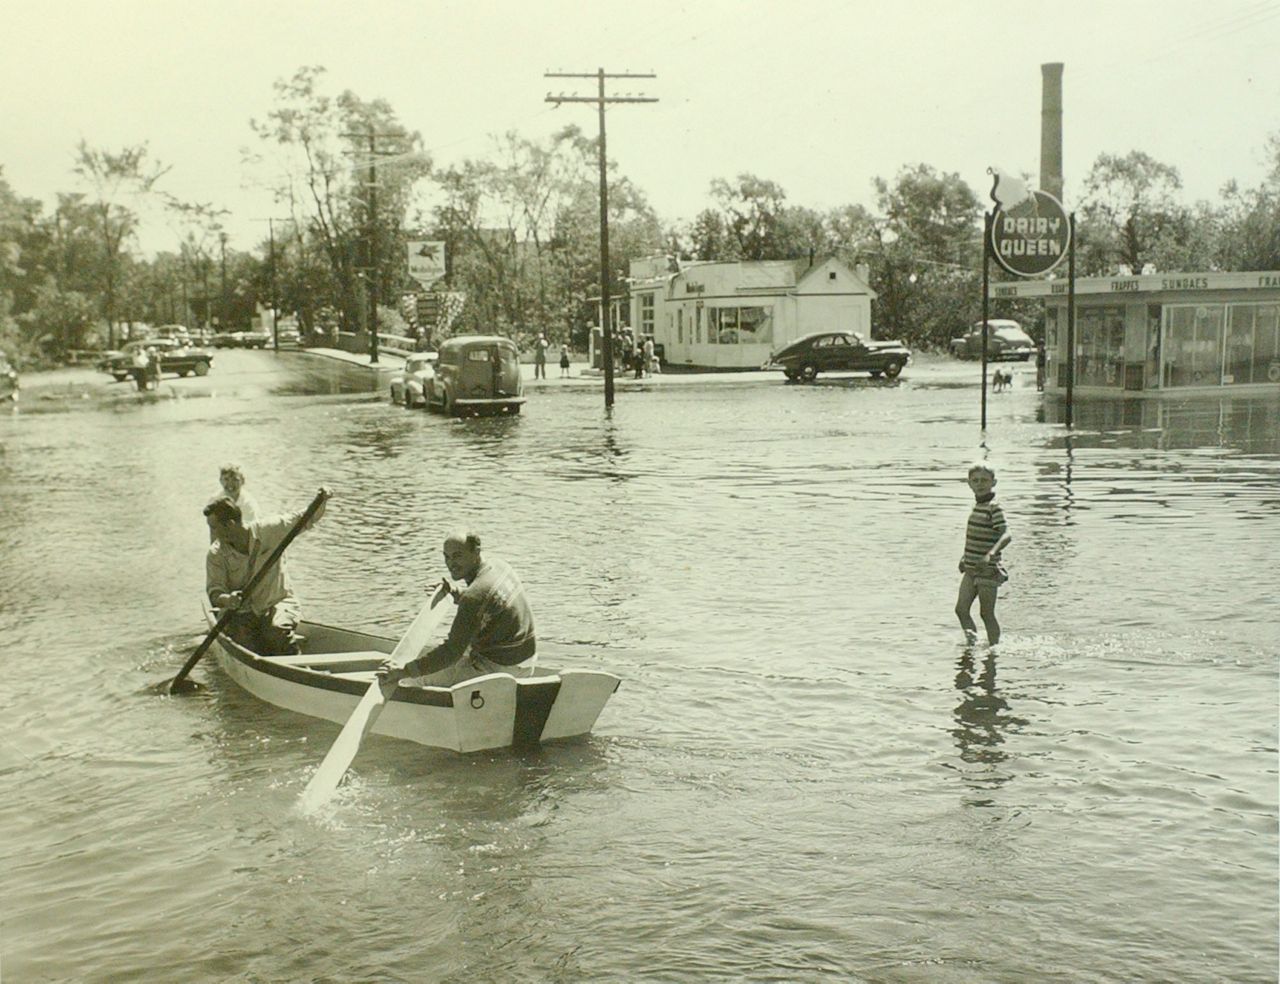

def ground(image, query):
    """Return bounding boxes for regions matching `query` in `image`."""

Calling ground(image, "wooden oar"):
[298,584,452,814]
[168,488,329,694]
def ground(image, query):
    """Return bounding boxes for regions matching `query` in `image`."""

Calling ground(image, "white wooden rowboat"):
[203,603,620,753]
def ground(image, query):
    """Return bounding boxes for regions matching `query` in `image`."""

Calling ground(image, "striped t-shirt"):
[962,495,1008,567]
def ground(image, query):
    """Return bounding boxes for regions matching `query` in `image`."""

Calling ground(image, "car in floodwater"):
[389,352,439,408]
[425,335,525,416]
[765,330,911,382]
[97,338,214,382]
[950,320,1035,361]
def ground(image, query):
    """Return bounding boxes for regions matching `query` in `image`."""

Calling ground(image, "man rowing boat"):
[377,531,538,689]
[204,491,330,656]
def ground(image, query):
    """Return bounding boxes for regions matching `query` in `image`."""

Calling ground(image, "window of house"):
[639,293,655,335]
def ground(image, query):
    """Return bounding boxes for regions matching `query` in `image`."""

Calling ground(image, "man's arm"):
[412,590,484,675]
[206,550,239,609]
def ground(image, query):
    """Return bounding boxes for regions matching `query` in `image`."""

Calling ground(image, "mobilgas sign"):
[990,190,1071,277]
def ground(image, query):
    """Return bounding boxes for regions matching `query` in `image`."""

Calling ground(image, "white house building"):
[627,256,877,370]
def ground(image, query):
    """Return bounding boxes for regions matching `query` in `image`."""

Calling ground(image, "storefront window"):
[738,307,772,344]
[1257,305,1279,383]
[1165,304,1224,387]
[706,306,772,344]
[1145,305,1162,388]
[1076,306,1125,387]
[1224,303,1280,384]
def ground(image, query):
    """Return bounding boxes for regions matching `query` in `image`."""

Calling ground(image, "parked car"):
[389,352,439,408]
[0,350,18,403]
[765,331,911,382]
[239,329,271,349]
[97,338,214,381]
[425,336,525,416]
[950,320,1035,361]
[211,332,243,348]
[153,324,191,343]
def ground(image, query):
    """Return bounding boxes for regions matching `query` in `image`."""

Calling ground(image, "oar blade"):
[298,683,388,814]
[296,589,452,814]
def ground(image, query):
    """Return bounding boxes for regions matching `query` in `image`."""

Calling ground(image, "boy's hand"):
[958,560,966,573]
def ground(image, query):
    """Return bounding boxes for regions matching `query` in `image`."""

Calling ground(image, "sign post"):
[985,169,1073,430]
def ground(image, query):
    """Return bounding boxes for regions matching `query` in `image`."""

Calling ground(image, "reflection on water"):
[951,648,1026,801]
[1040,393,1280,453]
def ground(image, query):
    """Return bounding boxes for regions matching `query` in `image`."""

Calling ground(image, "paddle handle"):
[170,487,329,693]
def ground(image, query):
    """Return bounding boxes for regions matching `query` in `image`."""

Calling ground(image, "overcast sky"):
[2,0,1277,255]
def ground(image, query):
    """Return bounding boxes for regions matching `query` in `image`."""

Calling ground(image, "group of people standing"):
[202,464,538,688]
[132,347,161,392]
[533,333,572,379]
[611,330,660,378]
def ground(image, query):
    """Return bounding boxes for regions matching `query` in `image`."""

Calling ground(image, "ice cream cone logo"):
[988,167,1039,219]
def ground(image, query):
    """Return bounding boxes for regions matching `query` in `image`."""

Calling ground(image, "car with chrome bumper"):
[389,352,439,408]
[950,320,1035,361]
[426,336,525,416]
[765,331,911,382]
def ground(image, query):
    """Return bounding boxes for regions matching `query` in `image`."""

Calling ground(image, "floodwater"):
[2,353,1277,983]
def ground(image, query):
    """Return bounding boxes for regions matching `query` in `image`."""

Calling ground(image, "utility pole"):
[219,231,228,338]
[546,69,657,409]
[343,128,406,366]
[367,130,379,364]
[251,217,288,351]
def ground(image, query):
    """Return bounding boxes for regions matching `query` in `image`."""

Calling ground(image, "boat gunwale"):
[204,607,455,708]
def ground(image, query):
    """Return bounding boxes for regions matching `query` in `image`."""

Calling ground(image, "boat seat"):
[262,651,388,671]
[331,671,379,683]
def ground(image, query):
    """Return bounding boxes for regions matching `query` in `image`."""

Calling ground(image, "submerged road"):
[2,348,1275,982]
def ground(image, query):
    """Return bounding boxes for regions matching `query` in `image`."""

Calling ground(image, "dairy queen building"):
[992,271,1280,395]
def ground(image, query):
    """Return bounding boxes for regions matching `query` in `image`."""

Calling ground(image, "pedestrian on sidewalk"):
[559,343,571,378]
[534,333,549,379]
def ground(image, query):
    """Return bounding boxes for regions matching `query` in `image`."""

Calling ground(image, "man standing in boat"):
[204,491,330,655]
[378,531,537,688]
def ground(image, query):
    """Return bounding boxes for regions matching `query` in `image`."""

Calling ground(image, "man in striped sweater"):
[955,462,1013,645]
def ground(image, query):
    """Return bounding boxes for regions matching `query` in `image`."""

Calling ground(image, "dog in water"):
[991,368,1014,393]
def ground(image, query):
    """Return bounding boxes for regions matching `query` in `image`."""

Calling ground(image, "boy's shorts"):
[963,560,1008,589]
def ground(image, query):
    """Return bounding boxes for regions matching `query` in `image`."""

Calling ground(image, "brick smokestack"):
[1040,63,1064,201]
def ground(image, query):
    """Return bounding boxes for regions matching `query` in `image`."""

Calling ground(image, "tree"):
[1077,151,1184,274]
[247,66,431,333]
[165,199,229,329]
[866,164,983,346]
[1214,131,1280,271]
[708,174,790,260]
[424,126,661,345]
[73,142,169,347]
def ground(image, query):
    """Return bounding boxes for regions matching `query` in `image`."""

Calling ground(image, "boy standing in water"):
[955,462,1012,645]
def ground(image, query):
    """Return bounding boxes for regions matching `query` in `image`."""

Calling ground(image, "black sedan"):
[765,331,911,382]
[97,338,214,381]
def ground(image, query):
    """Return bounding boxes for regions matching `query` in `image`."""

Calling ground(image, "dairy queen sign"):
[987,169,1071,277]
